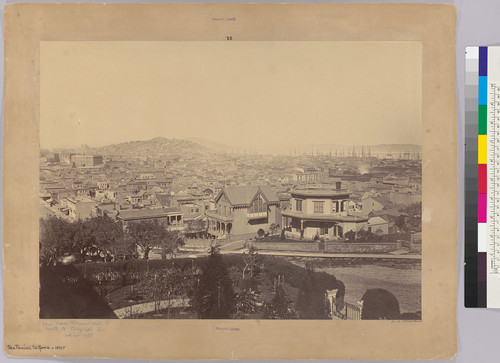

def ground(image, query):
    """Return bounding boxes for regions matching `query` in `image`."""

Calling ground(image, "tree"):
[404,202,422,231]
[186,219,207,238]
[242,245,260,280]
[230,245,263,318]
[158,230,185,259]
[357,229,367,241]
[190,244,236,318]
[345,230,356,242]
[396,202,422,233]
[39,216,78,266]
[269,223,280,235]
[297,268,331,319]
[73,219,97,259]
[235,288,261,316]
[228,265,242,288]
[263,285,297,319]
[40,215,140,265]
[137,268,190,317]
[360,288,400,320]
[395,215,407,232]
[125,219,169,260]
[357,229,375,242]
[86,215,127,261]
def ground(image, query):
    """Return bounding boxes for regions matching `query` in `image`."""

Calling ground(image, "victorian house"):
[282,182,368,240]
[116,207,184,231]
[205,185,281,238]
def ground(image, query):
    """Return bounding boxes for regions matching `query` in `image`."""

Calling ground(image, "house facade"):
[291,171,328,184]
[116,207,184,231]
[389,189,422,205]
[282,184,368,240]
[66,197,96,221]
[367,216,391,235]
[205,185,281,238]
[70,154,103,168]
[361,195,392,214]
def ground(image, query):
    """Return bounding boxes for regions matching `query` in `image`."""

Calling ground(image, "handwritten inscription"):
[7,321,105,352]
[42,320,104,338]
[6,344,65,352]
[41,320,105,338]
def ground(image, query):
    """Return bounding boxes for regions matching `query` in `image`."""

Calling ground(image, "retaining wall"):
[324,241,400,254]
[252,241,320,252]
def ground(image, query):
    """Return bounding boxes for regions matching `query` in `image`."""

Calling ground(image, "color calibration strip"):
[465,46,484,307]
[478,47,487,306]
[465,47,500,308]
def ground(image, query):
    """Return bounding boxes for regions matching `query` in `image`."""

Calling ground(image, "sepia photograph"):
[38,40,423,321]
[3,3,459,359]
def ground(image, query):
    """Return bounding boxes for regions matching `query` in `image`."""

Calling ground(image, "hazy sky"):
[40,41,422,150]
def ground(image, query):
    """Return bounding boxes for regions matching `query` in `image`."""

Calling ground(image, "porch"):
[282,216,344,240]
[205,210,233,239]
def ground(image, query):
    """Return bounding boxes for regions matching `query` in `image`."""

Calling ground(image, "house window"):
[249,195,266,213]
[314,201,324,214]
[333,201,339,213]
[320,227,328,235]
[296,199,303,211]
[341,201,345,212]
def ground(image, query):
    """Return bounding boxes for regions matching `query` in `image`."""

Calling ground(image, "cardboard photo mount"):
[3,3,457,360]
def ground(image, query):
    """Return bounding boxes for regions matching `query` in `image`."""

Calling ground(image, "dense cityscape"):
[39,137,422,321]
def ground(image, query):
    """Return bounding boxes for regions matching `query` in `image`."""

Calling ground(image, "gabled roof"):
[367,196,392,206]
[135,190,147,197]
[369,208,401,218]
[162,207,182,215]
[117,207,182,221]
[216,185,280,206]
[368,216,389,225]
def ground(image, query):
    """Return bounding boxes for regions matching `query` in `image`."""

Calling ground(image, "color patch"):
[479,46,488,76]
[478,194,487,223]
[479,105,487,135]
[478,222,487,252]
[479,252,487,282]
[479,77,488,105]
[478,135,487,164]
[479,164,487,193]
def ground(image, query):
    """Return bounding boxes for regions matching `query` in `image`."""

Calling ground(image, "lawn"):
[42,254,344,319]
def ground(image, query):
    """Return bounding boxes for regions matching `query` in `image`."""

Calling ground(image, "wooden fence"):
[344,302,362,320]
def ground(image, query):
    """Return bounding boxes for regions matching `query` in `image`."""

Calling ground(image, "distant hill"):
[185,137,234,153]
[47,139,421,157]
[89,137,214,158]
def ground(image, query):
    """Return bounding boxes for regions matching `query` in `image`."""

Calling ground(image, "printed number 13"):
[226,36,232,40]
